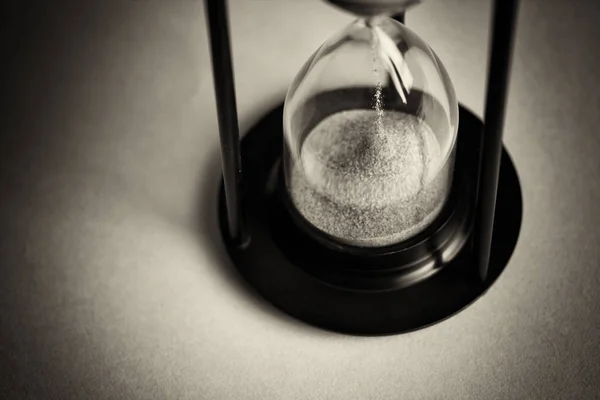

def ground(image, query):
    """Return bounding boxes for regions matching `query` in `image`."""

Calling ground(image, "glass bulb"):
[283,17,459,247]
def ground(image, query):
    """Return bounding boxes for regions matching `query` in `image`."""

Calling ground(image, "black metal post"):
[473,0,519,281]
[205,0,247,246]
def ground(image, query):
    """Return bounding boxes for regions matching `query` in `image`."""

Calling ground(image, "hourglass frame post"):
[474,0,519,281]
[205,0,248,247]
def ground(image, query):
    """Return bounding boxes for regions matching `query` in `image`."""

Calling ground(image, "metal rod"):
[205,0,247,246]
[473,0,519,281]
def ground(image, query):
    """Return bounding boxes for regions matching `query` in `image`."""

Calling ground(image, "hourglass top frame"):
[205,0,522,335]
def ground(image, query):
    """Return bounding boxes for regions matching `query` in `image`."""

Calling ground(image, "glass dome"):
[283,16,459,248]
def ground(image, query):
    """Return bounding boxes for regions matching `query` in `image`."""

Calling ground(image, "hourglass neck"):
[323,0,420,17]
[363,15,387,28]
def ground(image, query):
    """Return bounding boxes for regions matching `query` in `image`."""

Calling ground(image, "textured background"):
[1,0,599,398]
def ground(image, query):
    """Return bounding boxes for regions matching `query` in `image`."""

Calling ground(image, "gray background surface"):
[1,0,599,399]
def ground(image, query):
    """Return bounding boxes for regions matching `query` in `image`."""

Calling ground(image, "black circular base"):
[218,103,522,336]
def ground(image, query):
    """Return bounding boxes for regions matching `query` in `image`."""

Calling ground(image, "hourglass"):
[284,13,458,248]
[206,0,522,335]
